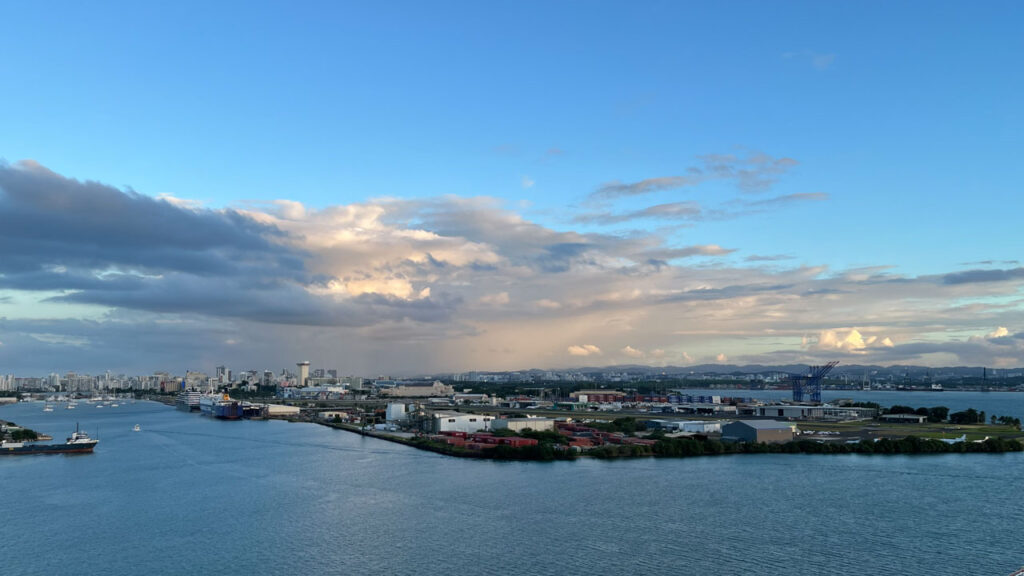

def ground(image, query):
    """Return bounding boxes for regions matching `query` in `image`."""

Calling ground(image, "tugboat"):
[0,424,98,455]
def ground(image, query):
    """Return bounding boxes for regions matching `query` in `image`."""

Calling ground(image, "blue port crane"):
[789,361,838,404]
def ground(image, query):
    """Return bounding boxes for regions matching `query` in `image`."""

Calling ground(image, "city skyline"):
[2,2,1023,374]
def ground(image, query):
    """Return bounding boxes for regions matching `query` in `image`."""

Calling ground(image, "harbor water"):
[2,393,1024,575]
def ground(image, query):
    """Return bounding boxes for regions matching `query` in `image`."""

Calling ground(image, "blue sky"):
[1,1,1023,374]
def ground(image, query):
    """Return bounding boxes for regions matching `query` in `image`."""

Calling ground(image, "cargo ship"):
[0,424,98,455]
[176,389,202,412]
[199,393,243,420]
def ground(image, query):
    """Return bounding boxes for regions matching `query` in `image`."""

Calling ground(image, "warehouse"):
[428,411,494,434]
[491,417,555,432]
[721,420,795,444]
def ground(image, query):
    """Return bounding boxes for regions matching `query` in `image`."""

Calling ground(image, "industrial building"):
[428,411,494,434]
[754,404,877,421]
[491,417,556,432]
[386,402,410,422]
[721,420,795,444]
[569,390,627,403]
[647,420,722,434]
[878,413,928,424]
[380,380,455,397]
[263,404,301,417]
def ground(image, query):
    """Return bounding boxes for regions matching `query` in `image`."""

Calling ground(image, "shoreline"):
[310,419,1024,462]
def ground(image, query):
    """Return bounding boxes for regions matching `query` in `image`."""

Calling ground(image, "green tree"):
[927,406,949,423]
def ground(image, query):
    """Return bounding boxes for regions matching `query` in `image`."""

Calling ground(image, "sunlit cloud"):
[568,344,602,357]
[2,160,1024,373]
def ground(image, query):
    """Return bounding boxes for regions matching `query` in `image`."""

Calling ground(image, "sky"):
[1,1,1023,376]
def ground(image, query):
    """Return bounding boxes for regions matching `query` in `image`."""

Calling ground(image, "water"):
[3,399,1024,575]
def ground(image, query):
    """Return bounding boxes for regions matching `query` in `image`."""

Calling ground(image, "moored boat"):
[0,424,98,455]
[176,389,202,412]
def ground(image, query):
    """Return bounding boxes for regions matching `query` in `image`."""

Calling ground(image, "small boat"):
[43,404,54,412]
[133,424,141,432]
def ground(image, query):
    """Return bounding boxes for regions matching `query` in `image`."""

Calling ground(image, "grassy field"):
[798,420,1024,441]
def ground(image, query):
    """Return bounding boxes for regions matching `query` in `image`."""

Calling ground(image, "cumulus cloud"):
[804,329,895,355]
[621,345,644,358]
[4,160,1024,373]
[568,344,602,356]
[987,326,1010,339]
[715,353,728,363]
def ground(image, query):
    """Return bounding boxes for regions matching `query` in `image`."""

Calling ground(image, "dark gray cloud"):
[0,160,304,280]
[0,161,457,328]
[942,267,1024,285]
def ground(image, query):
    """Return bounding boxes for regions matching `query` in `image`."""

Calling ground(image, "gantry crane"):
[789,361,838,404]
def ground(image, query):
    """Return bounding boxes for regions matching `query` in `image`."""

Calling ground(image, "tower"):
[297,362,310,387]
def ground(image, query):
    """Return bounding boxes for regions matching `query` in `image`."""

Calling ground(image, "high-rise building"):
[297,362,310,387]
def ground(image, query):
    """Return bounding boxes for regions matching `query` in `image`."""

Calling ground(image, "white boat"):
[132,424,141,432]
[43,404,54,412]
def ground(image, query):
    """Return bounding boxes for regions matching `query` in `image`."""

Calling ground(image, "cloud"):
[568,344,602,357]
[593,176,700,199]
[621,345,644,358]
[744,254,793,262]
[4,160,1024,374]
[803,328,896,355]
[521,175,535,189]
[740,192,828,210]
[942,267,1024,285]
[575,201,702,225]
[644,244,735,260]
[696,152,799,193]
[987,326,1010,339]
[479,292,510,306]
[715,353,728,363]
[591,152,798,200]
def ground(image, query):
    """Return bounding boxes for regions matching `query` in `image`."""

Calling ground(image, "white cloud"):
[479,292,510,306]
[715,353,728,363]
[568,344,602,357]
[521,175,535,189]
[622,345,644,358]
[805,328,895,355]
[987,326,1010,339]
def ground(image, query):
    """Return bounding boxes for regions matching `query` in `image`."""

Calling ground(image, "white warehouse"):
[429,411,493,434]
